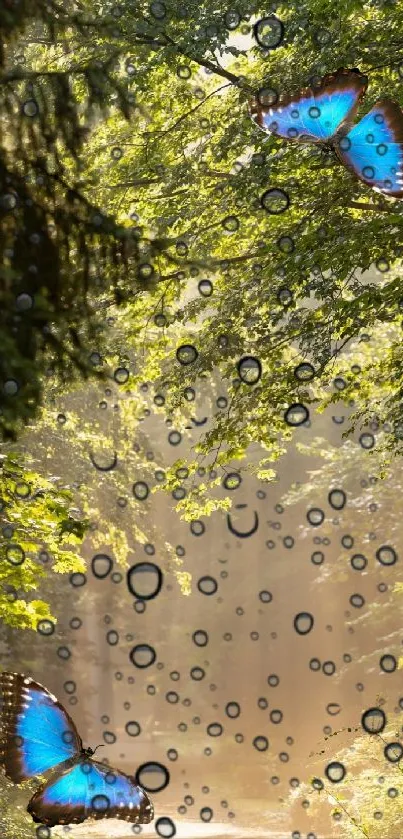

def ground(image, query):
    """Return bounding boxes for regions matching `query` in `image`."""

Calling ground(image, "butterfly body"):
[250,68,403,197]
[0,672,154,827]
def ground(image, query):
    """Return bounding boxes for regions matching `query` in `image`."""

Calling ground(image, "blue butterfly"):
[249,67,403,197]
[0,671,154,827]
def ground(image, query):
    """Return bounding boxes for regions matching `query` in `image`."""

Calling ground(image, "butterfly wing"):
[249,67,368,143]
[0,671,82,782]
[27,757,154,827]
[335,98,403,196]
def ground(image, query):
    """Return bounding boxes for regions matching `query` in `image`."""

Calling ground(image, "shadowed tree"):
[0,0,185,439]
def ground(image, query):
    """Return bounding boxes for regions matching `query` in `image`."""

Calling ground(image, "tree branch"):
[157,83,231,136]
[155,29,248,89]
[348,201,399,213]
[104,179,160,189]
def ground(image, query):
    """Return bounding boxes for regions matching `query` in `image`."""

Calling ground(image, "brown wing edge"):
[335,97,403,199]
[0,671,83,783]
[249,67,368,137]
[26,758,155,827]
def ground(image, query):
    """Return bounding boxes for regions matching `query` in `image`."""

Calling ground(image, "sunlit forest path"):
[3,369,403,838]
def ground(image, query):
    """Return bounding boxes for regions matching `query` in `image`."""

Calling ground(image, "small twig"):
[104,179,160,189]
[325,790,370,839]
[348,201,400,213]
[158,84,231,137]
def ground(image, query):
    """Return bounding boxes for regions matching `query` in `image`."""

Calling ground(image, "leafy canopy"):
[2,0,403,633]
[67,0,403,518]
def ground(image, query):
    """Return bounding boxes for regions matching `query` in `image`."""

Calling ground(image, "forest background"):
[1,0,403,837]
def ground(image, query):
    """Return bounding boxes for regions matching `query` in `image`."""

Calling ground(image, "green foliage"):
[0,774,65,839]
[0,0,180,439]
[0,450,87,629]
[3,1,403,626]
[50,0,403,520]
[3,0,403,504]
[2,0,403,521]
[23,397,192,594]
[290,720,403,839]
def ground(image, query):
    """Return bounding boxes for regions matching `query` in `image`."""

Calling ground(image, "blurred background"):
[2,360,402,839]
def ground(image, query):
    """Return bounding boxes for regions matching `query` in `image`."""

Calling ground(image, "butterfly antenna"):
[93,744,105,755]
